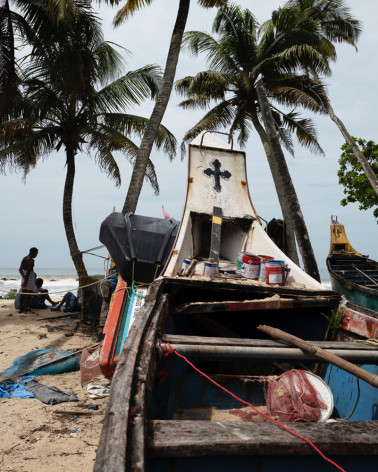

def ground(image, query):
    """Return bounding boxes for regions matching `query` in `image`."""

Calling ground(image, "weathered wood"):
[174,296,339,315]
[94,280,165,472]
[147,420,378,457]
[130,294,169,472]
[161,334,378,350]
[258,324,378,387]
[165,276,341,300]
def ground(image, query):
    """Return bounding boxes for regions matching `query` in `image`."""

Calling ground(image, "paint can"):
[284,268,291,284]
[241,254,261,280]
[236,252,253,272]
[203,261,218,277]
[265,260,285,268]
[182,259,191,272]
[258,255,273,282]
[266,266,285,285]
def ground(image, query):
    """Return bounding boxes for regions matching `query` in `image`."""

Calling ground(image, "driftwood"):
[257,324,378,388]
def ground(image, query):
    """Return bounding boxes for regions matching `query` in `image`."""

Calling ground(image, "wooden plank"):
[209,206,222,264]
[174,296,335,315]
[341,304,378,339]
[147,420,378,457]
[160,334,378,351]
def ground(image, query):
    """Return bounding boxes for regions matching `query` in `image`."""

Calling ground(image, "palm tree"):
[100,0,227,214]
[280,0,378,197]
[176,5,331,280]
[0,2,176,277]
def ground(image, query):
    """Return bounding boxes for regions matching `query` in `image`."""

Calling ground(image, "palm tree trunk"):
[256,81,321,282]
[122,0,190,213]
[310,70,378,198]
[63,147,88,278]
[249,110,300,265]
[327,102,378,197]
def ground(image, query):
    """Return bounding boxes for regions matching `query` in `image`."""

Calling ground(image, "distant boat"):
[96,133,378,472]
[327,216,378,312]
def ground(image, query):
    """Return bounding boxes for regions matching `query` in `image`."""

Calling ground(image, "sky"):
[0,0,377,273]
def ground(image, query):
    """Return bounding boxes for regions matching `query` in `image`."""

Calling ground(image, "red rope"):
[162,342,346,472]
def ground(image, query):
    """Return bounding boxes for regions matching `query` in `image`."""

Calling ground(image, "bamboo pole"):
[257,324,378,388]
[353,265,378,286]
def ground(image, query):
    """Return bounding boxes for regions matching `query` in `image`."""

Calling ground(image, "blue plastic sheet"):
[0,376,36,399]
[0,349,81,379]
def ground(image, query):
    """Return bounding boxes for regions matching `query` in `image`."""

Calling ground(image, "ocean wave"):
[0,276,80,296]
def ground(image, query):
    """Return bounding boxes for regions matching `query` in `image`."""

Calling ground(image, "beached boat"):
[327,217,378,312]
[95,132,378,472]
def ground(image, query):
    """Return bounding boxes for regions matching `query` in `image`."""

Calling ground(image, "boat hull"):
[329,271,378,312]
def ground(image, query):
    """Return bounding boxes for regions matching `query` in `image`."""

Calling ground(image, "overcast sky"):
[0,0,377,273]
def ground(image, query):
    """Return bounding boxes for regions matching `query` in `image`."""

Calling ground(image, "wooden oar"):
[257,324,378,388]
[353,265,378,286]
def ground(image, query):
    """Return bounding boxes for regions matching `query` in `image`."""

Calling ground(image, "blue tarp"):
[0,376,36,398]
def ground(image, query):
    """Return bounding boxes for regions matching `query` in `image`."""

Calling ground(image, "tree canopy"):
[338,138,378,223]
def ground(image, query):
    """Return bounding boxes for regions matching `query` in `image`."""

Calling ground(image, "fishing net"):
[266,370,327,422]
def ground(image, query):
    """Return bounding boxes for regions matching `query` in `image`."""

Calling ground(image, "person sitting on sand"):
[29,278,57,309]
[18,247,38,314]
[51,291,81,312]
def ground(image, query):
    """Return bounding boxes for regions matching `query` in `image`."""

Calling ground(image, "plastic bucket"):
[241,255,260,280]
[236,252,253,272]
[203,262,218,277]
[266,266,285,285]
[182,259,191,272]
[258,255,274,282]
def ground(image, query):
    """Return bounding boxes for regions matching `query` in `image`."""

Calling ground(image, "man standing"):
[18,247,38,313]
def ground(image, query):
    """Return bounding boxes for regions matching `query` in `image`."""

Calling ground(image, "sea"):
[0,266,332,298]
[0,267,105,299]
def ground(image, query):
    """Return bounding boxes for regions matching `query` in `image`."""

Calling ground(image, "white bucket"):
[203,262,218,277]
[182,259,191,272]
[241,255,261,280]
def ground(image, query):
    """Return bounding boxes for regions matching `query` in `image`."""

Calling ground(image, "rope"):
[0,273,117,296]
[162,342,346,472]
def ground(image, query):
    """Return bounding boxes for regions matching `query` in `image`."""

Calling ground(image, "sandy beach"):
[0,299,108,471]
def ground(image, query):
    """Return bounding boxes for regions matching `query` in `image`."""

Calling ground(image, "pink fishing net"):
[266,370,327,422]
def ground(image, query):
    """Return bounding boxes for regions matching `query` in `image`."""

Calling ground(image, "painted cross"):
[204,159,231,192]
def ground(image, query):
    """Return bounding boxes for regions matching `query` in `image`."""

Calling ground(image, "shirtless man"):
[19,247,38,313]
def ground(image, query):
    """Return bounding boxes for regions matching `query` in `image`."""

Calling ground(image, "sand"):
[0,299,108,472]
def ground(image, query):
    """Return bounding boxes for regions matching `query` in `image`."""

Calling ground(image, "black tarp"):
[99,212,179,284]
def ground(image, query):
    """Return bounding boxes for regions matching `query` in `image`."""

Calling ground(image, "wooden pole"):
[257,324,378,388]
[353,265,378,286]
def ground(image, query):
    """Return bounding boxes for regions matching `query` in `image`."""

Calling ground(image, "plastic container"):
[182,259,191,272]
[203,261,218,277]
[241,254,261,279]
[236,252,253,272]
[258,255,274,282]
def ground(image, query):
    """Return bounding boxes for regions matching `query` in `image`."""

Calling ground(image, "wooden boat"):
[95,132,378,472]
[327,217,378,312]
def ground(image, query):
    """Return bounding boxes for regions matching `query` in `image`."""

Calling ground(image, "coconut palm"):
[277,0,378,197]
[176,4,331,280]
[99,0,227,214]
[0,2,176,277]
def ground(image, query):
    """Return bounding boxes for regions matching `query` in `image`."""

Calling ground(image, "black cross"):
[204,159,231,192]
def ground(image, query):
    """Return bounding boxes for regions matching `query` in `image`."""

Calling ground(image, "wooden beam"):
[161,334,378,351]
[147,420,378,457]
[174,296,336,315]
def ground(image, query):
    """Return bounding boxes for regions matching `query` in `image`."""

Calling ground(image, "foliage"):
[338,138,378,222]
[320,308,343,330]
[176,4,329,154]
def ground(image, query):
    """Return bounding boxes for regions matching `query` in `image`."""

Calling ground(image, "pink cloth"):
[162,206,170,220]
